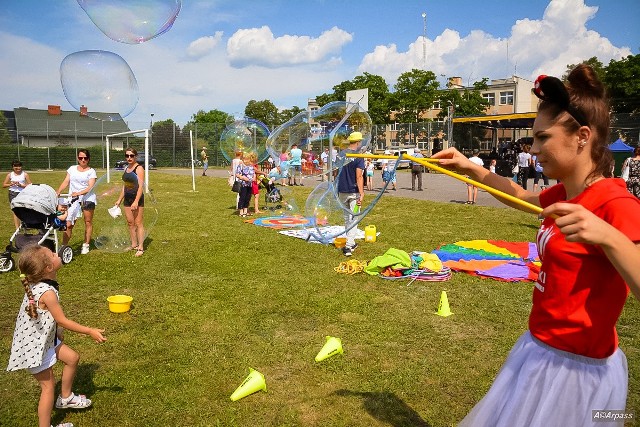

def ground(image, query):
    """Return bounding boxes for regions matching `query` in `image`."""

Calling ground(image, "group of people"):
[3,148,147,257]
[4,147,149,427]
[6,65,640,426]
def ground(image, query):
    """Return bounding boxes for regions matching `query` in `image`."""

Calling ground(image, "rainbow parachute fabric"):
[432,240,541,282]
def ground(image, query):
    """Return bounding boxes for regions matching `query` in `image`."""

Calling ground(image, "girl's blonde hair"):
[18,245,53,319]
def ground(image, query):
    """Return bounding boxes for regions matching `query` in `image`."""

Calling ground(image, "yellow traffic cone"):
[315,336,344,362]
[435,291,453,317]
[230,368,267,401]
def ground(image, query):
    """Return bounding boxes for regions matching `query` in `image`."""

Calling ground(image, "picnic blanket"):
[432,240,540,282]
[244,215,312,229]
[278,225,365,243]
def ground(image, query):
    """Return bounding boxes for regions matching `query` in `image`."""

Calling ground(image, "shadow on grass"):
[334,389,431,427]
[52,363,123,426]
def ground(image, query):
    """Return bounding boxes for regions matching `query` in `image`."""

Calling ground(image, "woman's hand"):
[542,202,611,245]
[131,201,138,211]
[430,148,477,175]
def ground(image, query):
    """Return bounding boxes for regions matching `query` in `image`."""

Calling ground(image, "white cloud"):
[185,32,223,60]
[226,26,353,68]
[358,0,632,84]
[0,31,68,110]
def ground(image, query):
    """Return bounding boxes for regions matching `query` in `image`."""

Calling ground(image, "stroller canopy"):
[11,184,58,216]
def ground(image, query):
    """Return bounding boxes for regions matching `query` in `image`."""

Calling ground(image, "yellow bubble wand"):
[346,153,544,215]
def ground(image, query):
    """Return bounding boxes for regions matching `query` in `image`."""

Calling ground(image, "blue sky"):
[0,0,637,127]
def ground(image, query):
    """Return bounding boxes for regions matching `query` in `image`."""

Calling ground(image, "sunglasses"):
[78,156,88,160]
[125,154,135,158]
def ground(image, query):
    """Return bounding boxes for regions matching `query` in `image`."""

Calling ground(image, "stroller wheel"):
[59,245,74,264]
[0,255,14,273]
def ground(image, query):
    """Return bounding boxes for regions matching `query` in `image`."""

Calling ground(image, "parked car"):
[115,151,157,169]
[373,148,414,169]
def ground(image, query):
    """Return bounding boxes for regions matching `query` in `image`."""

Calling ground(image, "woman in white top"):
[231,150,243,210]
[56,149,97,254]
[3,160,32,228]
[517,144,533,190]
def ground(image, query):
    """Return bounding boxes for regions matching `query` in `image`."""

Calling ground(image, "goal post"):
[105,128,150,193]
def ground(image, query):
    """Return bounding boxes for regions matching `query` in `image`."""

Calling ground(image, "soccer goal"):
[105,129,150,193]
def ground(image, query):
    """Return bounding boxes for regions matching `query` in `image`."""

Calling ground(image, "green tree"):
[604,54,640,115]
[315,73,391,124]
[0,111,11,144]
[352,72,391,124]
[316,80,356,107]
[184,109,232,144]
[279,106,305,124]
[391,69,440,123]
[562,57,606,82]
[437,78,490,119]
[437,78,490,150]
[244,100,279,129]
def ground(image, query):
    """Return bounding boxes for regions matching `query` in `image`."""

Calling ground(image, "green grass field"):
[1,170,638,427]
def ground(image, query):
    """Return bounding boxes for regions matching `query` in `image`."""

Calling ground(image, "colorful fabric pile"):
[432,240,540,282]
[364,248,451,282]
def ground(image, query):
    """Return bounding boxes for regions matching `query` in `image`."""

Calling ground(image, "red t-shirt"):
[530,178,640,358]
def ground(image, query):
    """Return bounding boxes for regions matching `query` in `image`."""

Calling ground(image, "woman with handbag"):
[230,150,243,210]
[623,146,640,198]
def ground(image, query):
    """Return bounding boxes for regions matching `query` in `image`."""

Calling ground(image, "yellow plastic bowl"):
[333,237,347,248]
[107,295,133,313]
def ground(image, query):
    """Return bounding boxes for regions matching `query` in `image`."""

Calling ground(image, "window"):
[432,101,441,109]
[482,93,496,106]
[499,91,514,105]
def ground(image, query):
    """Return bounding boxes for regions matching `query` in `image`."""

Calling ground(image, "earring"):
[578,139,587,148]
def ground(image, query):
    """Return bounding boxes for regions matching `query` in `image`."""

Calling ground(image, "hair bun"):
[567,64,605,98]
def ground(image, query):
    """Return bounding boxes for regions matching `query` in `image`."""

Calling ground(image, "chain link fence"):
[1,115,637,171]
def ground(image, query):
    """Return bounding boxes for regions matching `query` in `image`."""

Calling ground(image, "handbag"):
[621,158,630,181]
[231,180,241,193]
[512,164,519,175]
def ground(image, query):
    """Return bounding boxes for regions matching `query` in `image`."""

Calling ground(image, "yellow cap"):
[347,131,363,142]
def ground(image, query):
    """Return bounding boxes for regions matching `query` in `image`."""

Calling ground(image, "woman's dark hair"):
[78,148,90,160]
[125,147,138,156]
[537,64,612,180]
[11,160,22,167]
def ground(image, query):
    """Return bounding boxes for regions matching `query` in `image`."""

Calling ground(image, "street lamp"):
[421,12,427,70]
[149,113,154,155]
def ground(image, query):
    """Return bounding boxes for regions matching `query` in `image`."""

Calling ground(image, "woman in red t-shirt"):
[434,64,640,426]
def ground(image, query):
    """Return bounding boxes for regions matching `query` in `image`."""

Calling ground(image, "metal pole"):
[422,12,427,70]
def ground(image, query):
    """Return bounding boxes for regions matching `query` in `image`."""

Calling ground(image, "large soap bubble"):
[312,101,372,153]
[266,101,372,177]
[60,50,139,120]
[77,0,182,44]
[303,156,401,244]
[219,118,270,163]
[89,172,158,253]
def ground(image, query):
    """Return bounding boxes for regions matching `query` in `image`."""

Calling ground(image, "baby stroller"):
[261,177,284,209]
[0,184,74,273]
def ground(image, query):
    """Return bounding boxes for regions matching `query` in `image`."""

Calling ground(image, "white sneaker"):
[80,243,90,255]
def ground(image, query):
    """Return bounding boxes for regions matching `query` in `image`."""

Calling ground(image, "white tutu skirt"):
[459,331,628,427]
